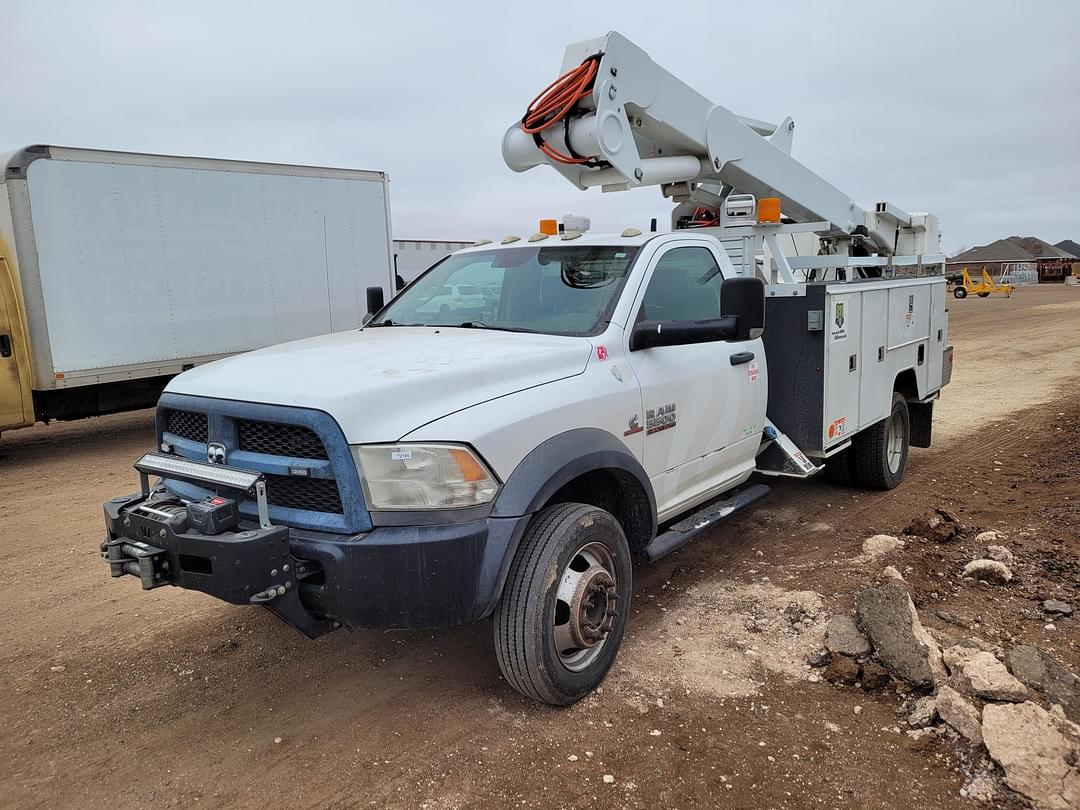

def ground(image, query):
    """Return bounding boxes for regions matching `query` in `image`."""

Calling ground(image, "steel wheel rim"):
[886,410,905,473]
[553,541,619,672]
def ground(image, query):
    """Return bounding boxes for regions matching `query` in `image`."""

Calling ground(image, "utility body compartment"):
[761,276,949,455]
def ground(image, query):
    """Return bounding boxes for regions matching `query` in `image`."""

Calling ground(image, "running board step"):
[755,420,823,479]
[643,483,770,562]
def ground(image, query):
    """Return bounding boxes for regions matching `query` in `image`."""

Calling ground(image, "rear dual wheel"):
[827,392,911,490]
[494,503,632,706]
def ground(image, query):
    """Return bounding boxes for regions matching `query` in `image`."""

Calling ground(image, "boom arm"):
[503,32,939,258]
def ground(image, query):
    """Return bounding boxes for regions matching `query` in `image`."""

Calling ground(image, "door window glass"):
[640,247,723,322]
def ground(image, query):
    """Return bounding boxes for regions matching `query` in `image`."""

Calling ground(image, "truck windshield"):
[371,245,640,336]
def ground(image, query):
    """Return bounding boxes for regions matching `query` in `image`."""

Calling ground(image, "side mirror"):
[366,286,386,317]
[720,276,765,340]
[630,317,738,351]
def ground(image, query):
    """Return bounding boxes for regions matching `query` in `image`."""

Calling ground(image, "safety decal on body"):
[747,361,760,383]
[831,298,848,342]
[827,416,846,439]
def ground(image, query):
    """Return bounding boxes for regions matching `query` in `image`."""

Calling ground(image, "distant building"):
[1055,239,1080,258]
[947,236,1075,283]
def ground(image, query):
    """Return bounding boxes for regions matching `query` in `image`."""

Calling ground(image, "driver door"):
[625,243,764,521]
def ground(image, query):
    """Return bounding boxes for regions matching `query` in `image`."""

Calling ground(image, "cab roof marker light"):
[622,227,642,237]
[501,235,521,244]
[473,238,493,246]
[561,230,583,241]
[528,232,549,242]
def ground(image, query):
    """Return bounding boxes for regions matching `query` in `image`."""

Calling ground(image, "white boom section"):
[503,31,940,259]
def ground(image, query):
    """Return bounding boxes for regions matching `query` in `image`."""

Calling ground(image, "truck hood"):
[165,327,592,443]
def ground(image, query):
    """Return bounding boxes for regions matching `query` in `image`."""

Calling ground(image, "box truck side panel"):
[24,158,390,379]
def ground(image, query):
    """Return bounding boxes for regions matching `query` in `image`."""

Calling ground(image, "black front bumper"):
[103,492,529,637]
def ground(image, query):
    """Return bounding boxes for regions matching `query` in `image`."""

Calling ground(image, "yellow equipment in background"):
[952,267,1013,299]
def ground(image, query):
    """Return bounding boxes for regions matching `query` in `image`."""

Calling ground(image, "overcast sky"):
[3,1,1078,254]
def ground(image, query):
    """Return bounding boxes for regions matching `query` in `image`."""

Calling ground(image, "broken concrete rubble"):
[984,543,1015,565]
[1006,645,1080,724]
[982,701,1080,810]
[953,651,1027,702]
[855,582,945,687]
[935,685,983,744]
[961,559,1012,584]
[908,695,938,728]
[862,534,904,557]
[825,615,870,657]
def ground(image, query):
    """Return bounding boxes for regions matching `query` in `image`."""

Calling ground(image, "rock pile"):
[810,530,1080,809]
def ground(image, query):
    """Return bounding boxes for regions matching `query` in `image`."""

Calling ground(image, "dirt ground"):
[1,283,1078,810]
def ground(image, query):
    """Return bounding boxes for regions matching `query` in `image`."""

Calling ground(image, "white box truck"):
[0,145,393,435]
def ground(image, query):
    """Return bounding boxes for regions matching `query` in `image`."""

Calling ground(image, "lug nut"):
[271,568,278,577]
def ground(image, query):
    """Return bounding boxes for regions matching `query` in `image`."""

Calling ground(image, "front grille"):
[263,474,343,513]
[165,409,208,444]
[237,420,329,460]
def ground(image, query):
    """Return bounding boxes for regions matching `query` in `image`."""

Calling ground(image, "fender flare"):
[475,428,657,619]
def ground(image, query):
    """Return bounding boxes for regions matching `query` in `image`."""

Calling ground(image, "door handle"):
[729,351,754,366]
[0,333,11,358]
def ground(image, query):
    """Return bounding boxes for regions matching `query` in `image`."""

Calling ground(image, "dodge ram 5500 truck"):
[101,32,953,704]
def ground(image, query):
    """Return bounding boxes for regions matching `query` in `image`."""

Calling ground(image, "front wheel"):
[494,503,632,705]
[851,392,910,490]
[953,287,968,299]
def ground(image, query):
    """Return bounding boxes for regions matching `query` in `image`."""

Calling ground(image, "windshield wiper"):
[455,321,536,333]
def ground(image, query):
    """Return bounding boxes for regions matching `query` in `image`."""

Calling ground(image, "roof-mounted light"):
[528,232,549,242]
[473,238,493,246]
[501,235,521,244]
[621,227,642,237]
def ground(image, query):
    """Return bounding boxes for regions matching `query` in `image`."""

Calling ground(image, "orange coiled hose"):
[521,55,602,165]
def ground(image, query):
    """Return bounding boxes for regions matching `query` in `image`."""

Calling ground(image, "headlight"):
[352,444,500,510]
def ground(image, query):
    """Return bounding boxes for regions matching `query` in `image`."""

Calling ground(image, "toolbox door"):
[822,290,861,448]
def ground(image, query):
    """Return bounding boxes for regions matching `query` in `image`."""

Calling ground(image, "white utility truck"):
[101,33,953,706]
[0,145,393,436]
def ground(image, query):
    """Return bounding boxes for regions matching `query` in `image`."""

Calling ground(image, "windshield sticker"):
[624,414,643,437]
[831,298,848,342]
[646,403,677,435]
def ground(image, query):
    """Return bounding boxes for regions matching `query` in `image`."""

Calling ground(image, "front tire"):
[851,392,910,490]
[494,503,632,706]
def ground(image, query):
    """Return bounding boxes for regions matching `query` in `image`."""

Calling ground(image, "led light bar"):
[133,452,271,529]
